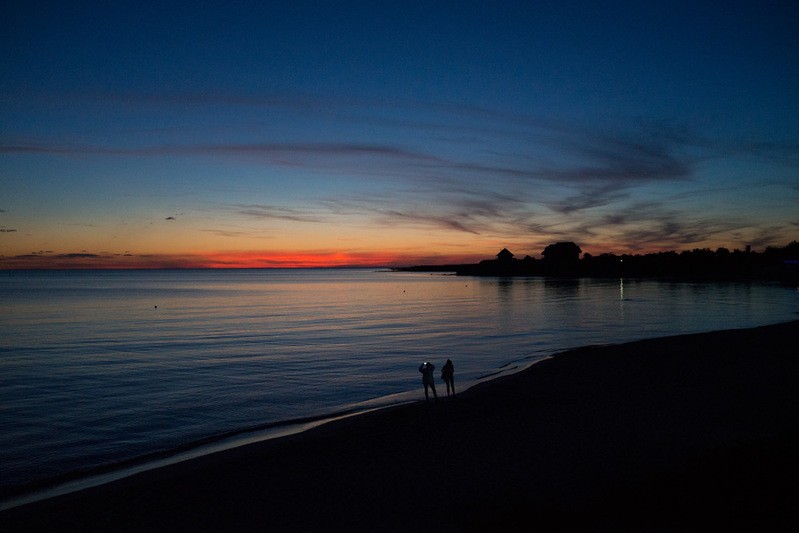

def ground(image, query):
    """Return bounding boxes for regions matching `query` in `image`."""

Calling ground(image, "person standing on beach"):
[442,358,455,396]
[419,361,437,401]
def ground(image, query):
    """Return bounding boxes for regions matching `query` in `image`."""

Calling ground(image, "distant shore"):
[396,241,799,282]
[2,320,798,531]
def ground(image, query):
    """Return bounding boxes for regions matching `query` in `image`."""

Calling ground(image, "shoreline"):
[2,320,798,531]
[0,406,390,512]
[0,357,534,511]
[0,336,544,509]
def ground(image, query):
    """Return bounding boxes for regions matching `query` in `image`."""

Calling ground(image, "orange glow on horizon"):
[193,251,399,268]
[1,239,769,270]
[0,249,489,269]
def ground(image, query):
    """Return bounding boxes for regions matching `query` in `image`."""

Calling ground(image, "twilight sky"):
[2,0,798,268]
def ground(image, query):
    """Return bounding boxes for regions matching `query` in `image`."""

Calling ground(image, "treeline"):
[580,242,799,281]
[398,241,799,283]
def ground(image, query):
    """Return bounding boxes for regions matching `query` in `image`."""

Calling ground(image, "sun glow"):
[192,251,400,269]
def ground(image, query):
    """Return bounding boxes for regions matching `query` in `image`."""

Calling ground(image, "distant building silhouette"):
[467,248,535,276]
[496,248,515,263]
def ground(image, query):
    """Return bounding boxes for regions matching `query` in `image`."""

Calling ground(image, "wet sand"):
[2,320,798,531]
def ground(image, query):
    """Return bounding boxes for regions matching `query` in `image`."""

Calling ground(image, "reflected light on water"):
[0,269,796,498]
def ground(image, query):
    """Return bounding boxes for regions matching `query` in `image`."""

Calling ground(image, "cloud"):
[745,226,792,249]
[597,211,760,251]
[3,91,791,187]
[373,208,483,235]
[0,140,437,164]
[58,253,104,259]
[0,250,193,269]
[234,204,325,223]
[0,143,83,155]
[0,112,755,239]
[604,214,627,225]
[321,185,542,236]
[546,184,630,215]
[200,228,275,239]
[0,108,699,192]
[0,251,111,269]
[3,93,795,255]
[535,193,797,254]
[6,137,762,255]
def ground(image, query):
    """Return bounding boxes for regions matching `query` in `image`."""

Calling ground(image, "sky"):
[1,0,798,268]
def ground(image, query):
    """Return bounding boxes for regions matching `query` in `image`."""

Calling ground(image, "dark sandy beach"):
[2,320,798,532]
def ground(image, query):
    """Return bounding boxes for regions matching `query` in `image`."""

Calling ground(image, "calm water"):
[1,269,797,495]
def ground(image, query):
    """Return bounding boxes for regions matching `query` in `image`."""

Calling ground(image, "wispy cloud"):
[234,204,326,223]
[3,93,796,257]
[744,226,793,249]
[59,253,103,259]
[546,185,631,215]
[321,185,543,237]
[0,111,761,213]
[200,228,273,239]
[0,140,433,161]
[572,198,793,252]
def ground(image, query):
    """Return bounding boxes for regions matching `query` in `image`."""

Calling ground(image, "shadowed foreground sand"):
[2,320,798,531]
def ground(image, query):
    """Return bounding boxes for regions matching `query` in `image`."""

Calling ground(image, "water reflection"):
[619,278,625,321]
[543,278,581,294]
[496,278,514,298]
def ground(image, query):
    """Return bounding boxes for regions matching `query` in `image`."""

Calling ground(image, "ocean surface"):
[1,269,797,498]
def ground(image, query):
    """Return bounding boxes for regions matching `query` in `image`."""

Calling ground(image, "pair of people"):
[418,359,455,401]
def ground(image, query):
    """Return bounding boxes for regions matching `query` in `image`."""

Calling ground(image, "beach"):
[2,320,798,531]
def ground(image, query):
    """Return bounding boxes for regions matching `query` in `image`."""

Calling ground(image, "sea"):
[1,268,797,504]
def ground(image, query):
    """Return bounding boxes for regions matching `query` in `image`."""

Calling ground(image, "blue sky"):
[1,0,797,267]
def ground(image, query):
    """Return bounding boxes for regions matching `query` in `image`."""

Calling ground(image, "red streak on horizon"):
[0,250,484,269]
[194,251,394,268]
[0,242,755,270]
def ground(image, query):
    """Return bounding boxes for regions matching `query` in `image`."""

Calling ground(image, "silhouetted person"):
[441,358,455,396]
[419,361,437,401]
